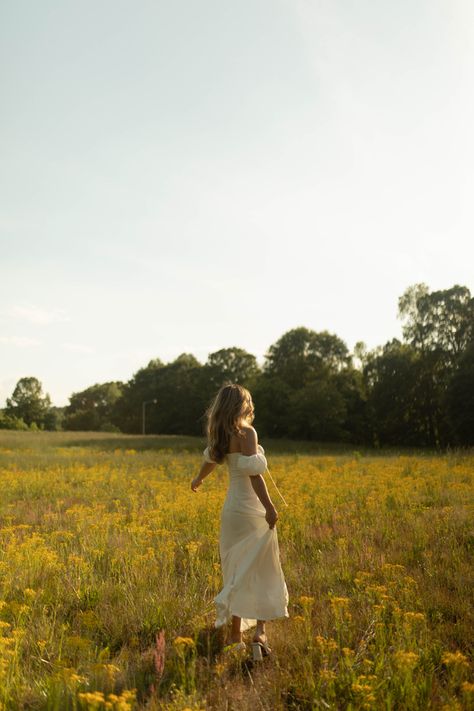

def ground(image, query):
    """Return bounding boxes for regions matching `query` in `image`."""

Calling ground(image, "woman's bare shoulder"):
[234,424,258,438]
[238,425,258,454]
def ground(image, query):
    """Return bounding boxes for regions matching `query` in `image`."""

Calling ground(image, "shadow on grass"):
[195,624,226,659]
[61,434,203,453]
[0,430,204,453]
[62,435,361,455]
[0,429,456,457]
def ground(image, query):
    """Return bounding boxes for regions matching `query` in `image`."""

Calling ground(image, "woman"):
[191,382,289,659]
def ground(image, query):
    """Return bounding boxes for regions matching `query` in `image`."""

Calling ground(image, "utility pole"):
[142,399,157,435]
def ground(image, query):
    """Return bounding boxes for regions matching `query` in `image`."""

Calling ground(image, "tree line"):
[1,283,473,448]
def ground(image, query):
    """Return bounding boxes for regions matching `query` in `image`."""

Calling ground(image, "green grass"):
[0,430,473,710]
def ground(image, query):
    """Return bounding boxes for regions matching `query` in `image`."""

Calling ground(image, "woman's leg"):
[253,619,266,642]
[230,615,242,643]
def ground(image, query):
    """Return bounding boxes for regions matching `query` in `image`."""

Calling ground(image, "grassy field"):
[0,431,473,710]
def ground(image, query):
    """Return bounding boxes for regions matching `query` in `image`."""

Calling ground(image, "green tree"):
[397,283,474,446]
[205,347,260,389]
[113,358,165,433]
[115,354,205,435]
[287,377,347,441]
[334,366,370,444]
[149,353,204,434]
[398,283,474,365]
[0,412,29,430]
[255,328,353,440]
[444,340,474,445]
[263,326,350,389]
[5,377,52,428]
[63,382,124,431]
[251,374,293,438]
[363,340,437,447]
[43,406,65,431]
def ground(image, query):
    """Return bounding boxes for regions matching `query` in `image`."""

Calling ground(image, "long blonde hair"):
[204,382,255,463]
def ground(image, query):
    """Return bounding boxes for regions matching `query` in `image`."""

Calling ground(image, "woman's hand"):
[191,462,216,492]
[191,476,203,492]
[265,505,278,529]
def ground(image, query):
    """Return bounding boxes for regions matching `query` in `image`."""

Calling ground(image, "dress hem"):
[214,608,289,629]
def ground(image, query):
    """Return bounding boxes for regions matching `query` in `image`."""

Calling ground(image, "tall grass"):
[0,431,472,710]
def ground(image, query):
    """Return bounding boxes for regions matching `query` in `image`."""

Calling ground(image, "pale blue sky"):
[1,0,473,407]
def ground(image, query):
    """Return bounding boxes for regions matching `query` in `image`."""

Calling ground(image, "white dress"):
[203,443,289,632]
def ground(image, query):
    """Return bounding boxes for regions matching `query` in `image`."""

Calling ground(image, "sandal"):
[251,634,272,660]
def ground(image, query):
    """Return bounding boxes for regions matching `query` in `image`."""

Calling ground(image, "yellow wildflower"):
[382,563,405,573]
[173,636,195,649]
[77,691,105,708]
[185,541,200,556]
[393,650,419,670]
[441,651,470,669]
[352,682,373,693]
[330,596,350,610]
[403,611,425,623]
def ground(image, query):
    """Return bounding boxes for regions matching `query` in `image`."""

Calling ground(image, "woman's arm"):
[241,425,278,529]
[249,475,278,528]
[191,461,217,492]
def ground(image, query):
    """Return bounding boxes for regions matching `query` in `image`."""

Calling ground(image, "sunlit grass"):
[0,431,473,709]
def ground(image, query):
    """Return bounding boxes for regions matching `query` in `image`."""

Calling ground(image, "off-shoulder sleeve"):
[236,445,267,475]
[202,446,217,464]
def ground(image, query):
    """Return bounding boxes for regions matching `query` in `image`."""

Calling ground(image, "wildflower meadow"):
[0,431,472,710]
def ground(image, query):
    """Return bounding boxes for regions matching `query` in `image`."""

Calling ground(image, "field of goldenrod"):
[0,431,473,710]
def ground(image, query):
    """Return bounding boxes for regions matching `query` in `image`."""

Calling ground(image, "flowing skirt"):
[214,507,289,631]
